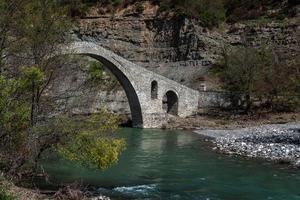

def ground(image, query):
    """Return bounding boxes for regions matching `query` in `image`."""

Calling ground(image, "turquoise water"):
[40,128,300,200]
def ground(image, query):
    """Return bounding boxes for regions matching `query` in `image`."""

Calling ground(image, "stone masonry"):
[58,41,199,128]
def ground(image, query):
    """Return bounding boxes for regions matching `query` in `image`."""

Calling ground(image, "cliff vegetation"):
[63,0,299,27]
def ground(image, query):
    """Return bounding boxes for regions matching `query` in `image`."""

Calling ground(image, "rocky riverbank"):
[194,123,300,168]
[166,111,300,130]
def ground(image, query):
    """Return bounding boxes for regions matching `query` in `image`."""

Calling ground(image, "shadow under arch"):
[162,90,179,116]
[56,53,143,128]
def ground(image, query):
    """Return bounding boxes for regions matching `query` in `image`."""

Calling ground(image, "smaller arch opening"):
[162,90,178,116]
[151,80,158,99]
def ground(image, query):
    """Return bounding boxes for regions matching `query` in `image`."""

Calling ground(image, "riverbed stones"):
[195,123,300,168]
[295,160,300,168]
[91,196,111,200]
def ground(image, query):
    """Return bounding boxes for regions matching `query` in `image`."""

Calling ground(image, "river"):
[39,128,300,200]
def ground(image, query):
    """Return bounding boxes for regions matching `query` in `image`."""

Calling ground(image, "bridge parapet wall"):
[59,42,199,128]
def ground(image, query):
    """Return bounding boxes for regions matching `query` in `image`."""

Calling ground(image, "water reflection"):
[39,128,300,200]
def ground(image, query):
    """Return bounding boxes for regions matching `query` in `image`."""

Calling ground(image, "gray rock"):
[295,160,300,168]
[195,123,300,168]
[41,12,299,121]
[91,195,111,200]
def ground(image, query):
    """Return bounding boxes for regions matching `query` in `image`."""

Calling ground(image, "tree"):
[0,75,29,141]
[20,66,45,126]
[15,0,72,126]
[27,111,124,172]
[0,70,125,176]
[219,46,261,112]
[198,0,225,27]
[159,0,225,27]
[0,71,125,174]
[218,44,300,113]
[255,46,299,109]
[0,74,29,174]
[0,0,22,73]
[0,0,126,180]
[54,111,125,170]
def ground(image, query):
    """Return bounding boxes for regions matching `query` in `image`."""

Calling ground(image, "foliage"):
[86,60,121,90]
[56,113,124,170]
[0,0,126,180]
[32,111,125,170]
[0,0,21,72]
[134,1,144,13]
[0,75,28,174]
[87,61,105,83]
[216,45,300,112]
[57,137,125,170]
[158,0,225,27]
[19,66,47,126]
[60,0,90,17]
[0,189,16,200]
[61,0,298,27]
[18,0,71,54]
[219,46,260,91]
[272,96,300,112]
[20,66,45,89]
[198,0,225,27]
[0,75,29,140]
[12,0,73,126]
[111,0,123,6]
[59,0,226,27]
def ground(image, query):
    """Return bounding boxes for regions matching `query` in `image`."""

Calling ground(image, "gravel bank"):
[194,123,300,168]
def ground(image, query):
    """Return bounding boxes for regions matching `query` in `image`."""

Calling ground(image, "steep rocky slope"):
[43,2,299,118]
[75,3,299,89]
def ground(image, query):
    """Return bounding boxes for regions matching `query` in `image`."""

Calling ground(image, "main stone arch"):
[58,42,143,127]
[57,41,200,128]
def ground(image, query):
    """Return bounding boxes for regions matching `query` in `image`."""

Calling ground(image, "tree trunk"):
[30,80,36,126]
[244,94,252,114]
[8,156,26,177]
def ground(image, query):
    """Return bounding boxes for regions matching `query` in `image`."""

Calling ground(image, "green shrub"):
[59,0,299,25]
[0,160,10,171]
[273,96,300,112]
[199,8,225,27]
[216,45,300,113]
[0,189,16,200]
[111,0,123,6]
[0,75,29,138]
[158,0,226,27]
[32,111,125,170]
[87,61,104,83]
[135,2,144,13]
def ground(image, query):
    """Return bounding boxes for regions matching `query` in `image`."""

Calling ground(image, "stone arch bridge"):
[59,42,199,128]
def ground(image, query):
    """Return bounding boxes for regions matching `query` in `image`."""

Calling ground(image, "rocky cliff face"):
[75,7,299,90]
[76,15,225,90]
[43,5,299,119]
